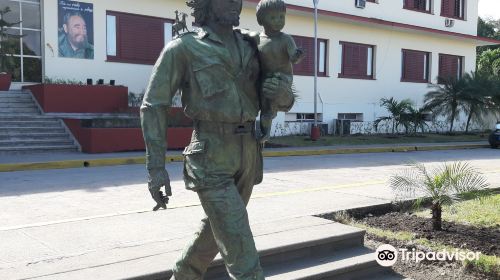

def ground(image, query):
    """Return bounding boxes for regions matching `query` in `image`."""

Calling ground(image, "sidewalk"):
[0,140,489,172]
[0,146,498,279]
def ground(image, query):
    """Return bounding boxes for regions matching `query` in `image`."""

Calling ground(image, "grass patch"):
[268,133,487,147]
[415,194,500,228]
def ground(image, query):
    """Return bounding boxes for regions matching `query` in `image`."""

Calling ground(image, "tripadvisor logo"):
[375,244,481,267]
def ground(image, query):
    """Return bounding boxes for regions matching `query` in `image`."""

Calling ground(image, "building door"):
[0,0,42,83]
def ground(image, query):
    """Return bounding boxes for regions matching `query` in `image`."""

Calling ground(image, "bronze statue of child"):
[256,0,304,142]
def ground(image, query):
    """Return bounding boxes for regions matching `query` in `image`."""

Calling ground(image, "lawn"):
[268,133,488,147]
[415,194,500,228]
[324,194,500,279]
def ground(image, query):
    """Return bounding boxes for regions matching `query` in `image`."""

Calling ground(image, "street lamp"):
[311,0,321,141]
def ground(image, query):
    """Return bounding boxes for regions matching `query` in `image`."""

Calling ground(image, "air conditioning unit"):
[445,18,455,27]
[355,0,366,9]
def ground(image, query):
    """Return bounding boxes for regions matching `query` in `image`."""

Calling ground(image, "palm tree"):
[390,162,489,231]
[461,72,496,133]
[401,106,429,134]
[374,97,413,134]
[424,76,468,133]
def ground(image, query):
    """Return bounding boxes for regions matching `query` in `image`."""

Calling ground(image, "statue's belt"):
[194,120,255,135]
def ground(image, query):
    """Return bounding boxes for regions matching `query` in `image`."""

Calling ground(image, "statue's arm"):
[285,34,305,64]
[140,40,186,209]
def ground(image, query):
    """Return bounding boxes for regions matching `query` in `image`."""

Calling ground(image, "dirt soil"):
[364,238,493,280]
[360,212,499,256]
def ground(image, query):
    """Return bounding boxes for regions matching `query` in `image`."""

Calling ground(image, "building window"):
[0,0,42,83]
[106,11,173,65]
[441,0,464,19]
[338,113,364,122]
[291,35,328,77]
[401,49,430,83]
[404,0,432,13]
[285,112,323,122]
[438,54,463,83]
[338,41,375,80]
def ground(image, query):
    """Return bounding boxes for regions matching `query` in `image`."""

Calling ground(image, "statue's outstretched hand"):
[147,168,172,211]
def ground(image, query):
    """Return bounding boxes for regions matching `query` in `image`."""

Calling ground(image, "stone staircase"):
[0,90,79,153]
[127,216,404,280]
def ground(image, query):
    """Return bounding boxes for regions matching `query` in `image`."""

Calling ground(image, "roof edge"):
[244,0,500,46]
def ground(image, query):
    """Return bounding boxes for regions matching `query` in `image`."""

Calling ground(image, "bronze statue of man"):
[140,0,294,279]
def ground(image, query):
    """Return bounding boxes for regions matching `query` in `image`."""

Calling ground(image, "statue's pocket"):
[192,59,233,99]
[182,141,207,187]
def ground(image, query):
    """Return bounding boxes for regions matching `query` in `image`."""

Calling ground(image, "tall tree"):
[424,77,468,133]
[478,48,500,77]
[477,17,500,57]
[461,72,496,132]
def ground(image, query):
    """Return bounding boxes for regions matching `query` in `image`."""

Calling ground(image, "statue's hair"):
[256,0,286,25]
[186,0,211,26]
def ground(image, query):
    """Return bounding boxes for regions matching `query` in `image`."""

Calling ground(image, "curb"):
[0,143,489,172]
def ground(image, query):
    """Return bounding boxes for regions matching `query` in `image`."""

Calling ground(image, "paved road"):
[0,148,499,279]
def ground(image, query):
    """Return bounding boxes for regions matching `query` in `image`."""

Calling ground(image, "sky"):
[478,0,500,20]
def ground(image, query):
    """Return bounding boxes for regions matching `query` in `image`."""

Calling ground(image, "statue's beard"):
[214,13,240,27]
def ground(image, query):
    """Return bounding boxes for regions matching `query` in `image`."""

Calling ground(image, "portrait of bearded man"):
[58,11,94,59]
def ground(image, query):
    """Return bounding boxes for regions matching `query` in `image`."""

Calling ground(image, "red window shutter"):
[439,54,461,81]
[118,13,164,64]
[442,0,457,17]
[404,0,415,9]
[402,50,427,82]
[342,43,369,78]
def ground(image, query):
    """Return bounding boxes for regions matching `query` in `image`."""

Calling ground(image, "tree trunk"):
[449,109,456,133]
[431,203,442,231]
[465,110,473,133]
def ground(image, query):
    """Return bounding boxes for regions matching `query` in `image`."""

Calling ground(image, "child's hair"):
[256,0,286,26]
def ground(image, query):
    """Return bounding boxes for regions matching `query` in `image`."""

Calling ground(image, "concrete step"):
[0,120,61,127]
[0,112,41,117]
[0,97,33,102]
[203,222,396,280]
[0,115,57,121]
[0,127,66,133]
[0,103,38,108]
[0,132,69,140]
[0,92,32,98]
[0,107,40,113]
[121,217,398,280]
[0,139,74,147]
[0,145,78,153]
[263,248,394,280]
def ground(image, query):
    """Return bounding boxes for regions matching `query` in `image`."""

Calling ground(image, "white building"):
[3,0,499,134]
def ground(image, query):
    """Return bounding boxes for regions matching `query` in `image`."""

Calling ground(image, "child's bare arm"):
[291,48,305,64]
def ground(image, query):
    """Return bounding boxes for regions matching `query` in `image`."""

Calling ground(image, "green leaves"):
[390,161,490,209]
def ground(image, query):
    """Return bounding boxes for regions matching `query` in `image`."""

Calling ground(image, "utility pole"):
[311,0,321,141]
